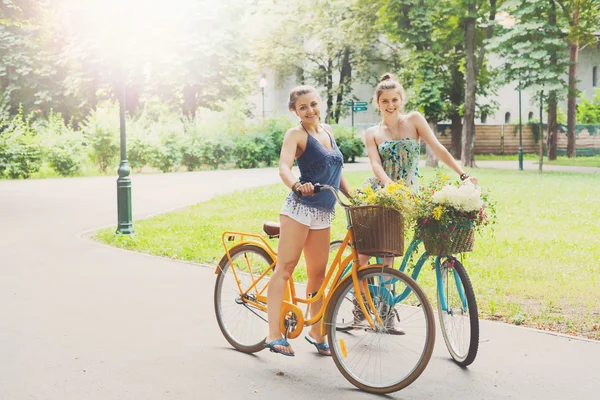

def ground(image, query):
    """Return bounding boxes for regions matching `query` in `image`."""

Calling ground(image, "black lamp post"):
[518,85,524,171]
[116,77,134,235]
[259,77,267,120]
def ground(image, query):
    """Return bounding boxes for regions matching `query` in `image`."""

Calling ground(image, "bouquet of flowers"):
[348,181,417,257]
[351,181,417,226]
[415,171,496,255]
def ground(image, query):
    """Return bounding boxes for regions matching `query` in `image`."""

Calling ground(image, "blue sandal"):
[264,338,295,357]
[305,335,331,356]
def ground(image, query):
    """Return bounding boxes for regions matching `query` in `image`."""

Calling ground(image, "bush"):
[38,111,84,176]
[0,108,42,179]
[150,131,183,173]
[254,117,290,166]
[127,136,154,173]
[126,117,155,173]
[577,89,600,124]
[232,134,261,169]
[331,125,365,163]
[83,102,120,172]
[198,136,233,169]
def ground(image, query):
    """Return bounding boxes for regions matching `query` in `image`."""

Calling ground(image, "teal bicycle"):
[330,236,479,367]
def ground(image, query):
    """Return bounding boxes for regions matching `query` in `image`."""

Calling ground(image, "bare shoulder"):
[363,125,379,140]
[406,111,426,123]
[322,123,333,133]
[284,126,304,141]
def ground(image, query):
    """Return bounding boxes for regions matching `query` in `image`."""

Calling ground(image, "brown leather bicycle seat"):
[263,221,280,237]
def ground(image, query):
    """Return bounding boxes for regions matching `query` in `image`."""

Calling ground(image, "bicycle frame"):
[385,237,468,313]
[217,190,387,339]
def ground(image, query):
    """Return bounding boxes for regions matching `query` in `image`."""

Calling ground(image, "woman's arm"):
[364,128,394,186]
[279,129,302,190]
[279,129,315,195]
[413,112,477,183]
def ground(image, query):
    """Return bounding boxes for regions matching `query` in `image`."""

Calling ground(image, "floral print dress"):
[368,138,421,192]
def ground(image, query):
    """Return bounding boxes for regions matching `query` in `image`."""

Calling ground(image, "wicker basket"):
[349,205,404,257]
[419,221,475,256]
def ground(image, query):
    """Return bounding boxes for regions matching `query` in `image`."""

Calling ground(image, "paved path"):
[1,163,599,400]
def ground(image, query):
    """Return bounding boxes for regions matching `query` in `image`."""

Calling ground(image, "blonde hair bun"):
[380,73,395,82]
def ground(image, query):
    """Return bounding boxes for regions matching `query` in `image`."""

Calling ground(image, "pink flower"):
[449,226,455,231]
[423,218,429,224]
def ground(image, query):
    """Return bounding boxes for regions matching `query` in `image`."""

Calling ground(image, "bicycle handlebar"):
[294,183,353,208]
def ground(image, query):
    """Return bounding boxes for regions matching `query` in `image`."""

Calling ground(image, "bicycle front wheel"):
[437,257,479,366]
[214,244,274,353]
[325,266,435,394]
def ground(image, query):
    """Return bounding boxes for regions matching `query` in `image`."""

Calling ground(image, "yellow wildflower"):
[432,205,444,220]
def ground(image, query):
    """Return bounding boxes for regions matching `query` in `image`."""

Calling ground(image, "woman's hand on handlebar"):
[295,182,316,197]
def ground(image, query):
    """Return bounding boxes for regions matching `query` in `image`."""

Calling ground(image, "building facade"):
[251,46,600,129]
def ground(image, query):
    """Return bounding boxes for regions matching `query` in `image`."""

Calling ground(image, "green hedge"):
[0,102,369,179]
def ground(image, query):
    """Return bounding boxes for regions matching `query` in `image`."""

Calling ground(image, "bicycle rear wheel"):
[437,257,479,366]
[325,266,435,394]
[214,244,274,353]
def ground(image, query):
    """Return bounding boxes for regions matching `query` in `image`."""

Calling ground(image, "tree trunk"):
[325,59,334,123]
[539,94,544,173]
[426,119,439,168]
[565,1,580,158]
[182,85,198,119]
[125,84,140,116]
[461,2,477,167]
[567,40,578,158]
[450,114,462,159]
[296,67,305,85]
[450,57,464,159]
[333,47,352,123]
[547,0,558,161]
[547,97,558,160]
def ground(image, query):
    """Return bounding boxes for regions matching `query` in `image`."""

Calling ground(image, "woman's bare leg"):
[266,215,309,355]
[303,227,331,354]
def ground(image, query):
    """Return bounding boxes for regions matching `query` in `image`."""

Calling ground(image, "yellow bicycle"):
[213,184,435,394]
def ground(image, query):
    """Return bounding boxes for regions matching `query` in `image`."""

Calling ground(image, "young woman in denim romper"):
[264,86,352,357]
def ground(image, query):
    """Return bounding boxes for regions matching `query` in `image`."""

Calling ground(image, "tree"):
[555,0,600,157]
[378,0,453,167]
[252,0,379,123]
[461,0,498,167]
[490,0,569,172]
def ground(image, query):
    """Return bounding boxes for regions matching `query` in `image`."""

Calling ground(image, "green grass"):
[475,154,539,161]
[545,156,600,167]
[96,168,600,339]
[475,154,600,167]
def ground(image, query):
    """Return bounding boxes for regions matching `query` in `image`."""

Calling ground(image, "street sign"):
[353,106,367,112]
[346,101,368,107]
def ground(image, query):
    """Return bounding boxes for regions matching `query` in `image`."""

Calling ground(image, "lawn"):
[475,154,600,167]
[96,168,600,340]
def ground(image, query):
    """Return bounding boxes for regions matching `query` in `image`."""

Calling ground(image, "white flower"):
[432,182,483,212]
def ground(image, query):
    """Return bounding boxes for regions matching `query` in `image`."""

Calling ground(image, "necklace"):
[384,115,405,139]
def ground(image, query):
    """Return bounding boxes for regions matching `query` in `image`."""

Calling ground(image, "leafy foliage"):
[0,106,41,178]
[490,0,570,100]
[38,111,84,176]
[332,125,365,163]
[83,102,120,173]
[252,0,380,123]
[577,89,600,124]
